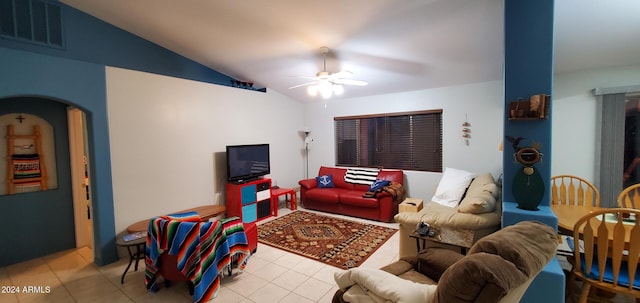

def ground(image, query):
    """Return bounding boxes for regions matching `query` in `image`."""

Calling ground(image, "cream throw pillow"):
[431,167,476,208]
[463,173,498,199]
[458,183,499,214]
[458,173,500,214]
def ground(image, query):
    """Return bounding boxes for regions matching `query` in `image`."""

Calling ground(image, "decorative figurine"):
[507,136,545,210]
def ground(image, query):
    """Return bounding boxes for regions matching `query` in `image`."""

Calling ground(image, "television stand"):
[226,178,272,223]
[231,177,262,185]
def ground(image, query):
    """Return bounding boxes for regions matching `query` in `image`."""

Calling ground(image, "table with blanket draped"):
[144,212,250,303]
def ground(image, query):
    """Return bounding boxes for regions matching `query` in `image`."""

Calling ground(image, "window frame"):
[334,109,443,172]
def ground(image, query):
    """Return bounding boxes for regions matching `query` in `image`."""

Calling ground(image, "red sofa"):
[298,166,404,222]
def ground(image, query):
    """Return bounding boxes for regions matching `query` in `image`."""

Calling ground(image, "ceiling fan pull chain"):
[323,51,327,72]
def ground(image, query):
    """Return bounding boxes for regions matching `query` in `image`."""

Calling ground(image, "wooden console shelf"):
[126,205,226,233]
[508,94,550,120]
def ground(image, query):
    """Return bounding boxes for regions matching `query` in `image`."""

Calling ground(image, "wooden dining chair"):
[618,183,640,209]
[551,175,600,249]
[569,208,640,303]
[551,175,600,207]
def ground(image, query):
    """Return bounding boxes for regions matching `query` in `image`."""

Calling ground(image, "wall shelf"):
[508,94,550,120]
[508,117,549,121]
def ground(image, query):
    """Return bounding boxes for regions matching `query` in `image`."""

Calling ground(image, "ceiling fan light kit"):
[290,46,367,99]
[333,84,344,95]
[307,81,344,99]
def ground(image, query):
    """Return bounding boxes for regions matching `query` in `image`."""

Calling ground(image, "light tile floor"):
[0,207,400,303]
[2,206,636,303]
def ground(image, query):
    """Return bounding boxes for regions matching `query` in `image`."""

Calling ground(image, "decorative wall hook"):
[462,115,471,146]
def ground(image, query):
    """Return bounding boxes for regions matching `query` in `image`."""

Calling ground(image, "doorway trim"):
[68,107,93,248]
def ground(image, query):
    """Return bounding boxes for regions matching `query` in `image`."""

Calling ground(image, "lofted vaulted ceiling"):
[60,0,640,103]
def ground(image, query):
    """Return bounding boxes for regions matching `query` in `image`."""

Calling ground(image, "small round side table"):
[116,235,146,284]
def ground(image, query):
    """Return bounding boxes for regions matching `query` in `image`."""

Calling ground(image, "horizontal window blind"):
[335,110,442,172]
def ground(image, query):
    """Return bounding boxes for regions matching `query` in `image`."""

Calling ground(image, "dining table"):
[551,204,601,234]
[551,203,637,246]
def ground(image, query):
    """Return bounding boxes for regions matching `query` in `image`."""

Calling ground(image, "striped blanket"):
[145,212,250,303]
[344,167,380,185]
[12,154,41,179]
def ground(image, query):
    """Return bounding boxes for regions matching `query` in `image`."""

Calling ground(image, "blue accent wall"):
[503,0,554,207]
[502,1,564,302]
[0,97,74,266]
[0,1,251,266]
[0,48,117,266]
[0,2,237,87]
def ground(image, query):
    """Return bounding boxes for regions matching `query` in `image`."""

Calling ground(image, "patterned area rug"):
[258,211,397,269]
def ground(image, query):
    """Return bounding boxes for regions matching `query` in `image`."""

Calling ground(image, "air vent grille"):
[0,0,63,48]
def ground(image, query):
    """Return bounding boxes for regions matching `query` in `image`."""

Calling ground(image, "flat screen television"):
[226,144,270,183]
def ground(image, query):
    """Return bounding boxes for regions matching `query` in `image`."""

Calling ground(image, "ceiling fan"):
[288,46,368,98]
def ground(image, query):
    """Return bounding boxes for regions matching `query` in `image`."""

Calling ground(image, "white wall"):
[106,67,304,233]
[297,63,640,204]
[303,80,504,202]
[103,62,640,234]
[552,64,640,182]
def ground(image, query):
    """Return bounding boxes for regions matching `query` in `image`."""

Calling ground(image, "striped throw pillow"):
[344,168,380,185]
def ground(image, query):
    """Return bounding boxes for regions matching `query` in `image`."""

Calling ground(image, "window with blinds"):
[334,110,443,172]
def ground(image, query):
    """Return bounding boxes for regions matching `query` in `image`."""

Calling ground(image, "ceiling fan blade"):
[289,75,320,81]
[330,70,353,79]
[333,78,368,86]
[288,81,318,89]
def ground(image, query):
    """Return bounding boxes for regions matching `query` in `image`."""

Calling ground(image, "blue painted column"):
[502,0,565,302]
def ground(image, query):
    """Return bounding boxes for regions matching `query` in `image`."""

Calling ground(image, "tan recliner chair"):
[395,173,502,259]
[332,221,558,303]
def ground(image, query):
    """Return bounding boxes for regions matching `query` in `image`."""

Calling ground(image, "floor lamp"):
[303,129,312,179]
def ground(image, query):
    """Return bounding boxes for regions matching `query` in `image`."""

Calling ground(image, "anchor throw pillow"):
[316,174,335,188]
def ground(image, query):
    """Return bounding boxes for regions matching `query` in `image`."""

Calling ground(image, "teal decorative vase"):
[512,167,545,211]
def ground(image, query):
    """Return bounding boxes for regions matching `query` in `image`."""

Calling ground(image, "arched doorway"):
[0,96,92,265]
